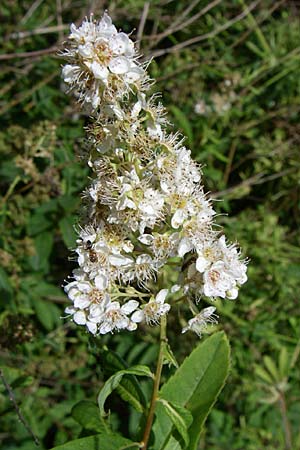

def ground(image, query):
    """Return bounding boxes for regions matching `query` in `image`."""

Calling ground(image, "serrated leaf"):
[72,400,110,434]
[50,432,138,450]
[98,365,154,416]
[152,332,230,450]
[158,399,192,447]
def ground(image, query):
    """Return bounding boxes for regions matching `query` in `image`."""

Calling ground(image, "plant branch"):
[278,390,293,450]
[141,315,167,450]
[148,0,261,58]
[0,368,39,446]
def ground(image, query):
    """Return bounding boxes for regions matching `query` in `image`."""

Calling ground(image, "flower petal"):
[95,273,108,290]
[131,310,144,323]
[86,321,98,334]
[121,300,139,314]
[91,61,109,82]
[109,56,130,74]
[73,311,86,325]
[155,289,168,304]
[196,256,209,273]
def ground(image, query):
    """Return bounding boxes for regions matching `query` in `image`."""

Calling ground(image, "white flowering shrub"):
[59,13,248,450]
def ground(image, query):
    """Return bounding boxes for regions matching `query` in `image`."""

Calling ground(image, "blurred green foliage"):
[0,1,299,449]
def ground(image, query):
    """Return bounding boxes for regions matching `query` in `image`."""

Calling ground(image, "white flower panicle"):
[62,13,248,336]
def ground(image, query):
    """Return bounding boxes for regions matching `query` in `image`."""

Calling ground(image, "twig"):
[136,2,150,50]
[0,368,39,446]
[212,168,296,199]
[171,0,201,28]
[156,62,201,82]
[211,173,265,199]
[21,0,45,24]
[56,0,64,41]
[149,0,261,58]
[0,46,58,61]
[6,24,69,40]
[146,0,202,44]
[148,0,222,45]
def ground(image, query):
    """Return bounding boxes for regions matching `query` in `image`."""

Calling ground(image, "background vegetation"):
[0,1,300,449]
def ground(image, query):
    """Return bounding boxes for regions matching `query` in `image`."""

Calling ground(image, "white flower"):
[98,300,138,334]
[131,289,170,325]
[138,188,165,232]
[202,261,235,298]
[64,275,110,334]
[182,306,218,336]
[195,240,220,273]
[217,236,248,285]
[62,14,145,110]
[138,232,179,259]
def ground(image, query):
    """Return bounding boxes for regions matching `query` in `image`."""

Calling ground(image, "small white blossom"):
[131,289,170,325]
[62,14,146,110]
[98,300,138,334]
[182,307,218,336]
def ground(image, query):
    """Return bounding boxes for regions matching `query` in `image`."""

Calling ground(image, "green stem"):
[1,175,21,205]
[141,315,167,450]
[278,390,292,450]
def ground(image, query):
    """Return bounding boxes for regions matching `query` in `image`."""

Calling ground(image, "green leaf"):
[152,332,230,450]
[162,436,183,450]
[158,399,193,448]
[254,366,274,384]
[59,216,77,248]
[98,365,154,416]
[163,342,179,369]
[33,281,63,298]
[58,195,79,212]
[29,231,53,273]
[33,298,60,331]
[72,400,110,434]
[100,350,148,412]
[116,378,145,414]
[263,356,279,381]
[27,200,58,236]
[278,347,290,379]
[50,432,138,450]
